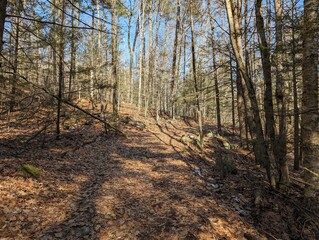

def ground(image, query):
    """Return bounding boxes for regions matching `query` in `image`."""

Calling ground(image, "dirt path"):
[1,114,264,239]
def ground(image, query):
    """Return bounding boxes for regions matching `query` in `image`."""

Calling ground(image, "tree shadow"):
[0,125,264,239]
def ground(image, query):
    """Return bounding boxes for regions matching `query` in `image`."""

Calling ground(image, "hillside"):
[0,102,317,239]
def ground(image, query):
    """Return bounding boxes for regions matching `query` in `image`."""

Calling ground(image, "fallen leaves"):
[0,104,317,239]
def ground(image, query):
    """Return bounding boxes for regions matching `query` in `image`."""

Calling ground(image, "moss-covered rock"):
[20,164,41,178]
[215,157,237,176]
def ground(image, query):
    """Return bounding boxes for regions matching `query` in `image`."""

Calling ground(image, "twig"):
[6,14,110,33]
[25,121,53,144]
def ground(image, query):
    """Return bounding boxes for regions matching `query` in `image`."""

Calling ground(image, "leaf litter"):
[0,103,318,239]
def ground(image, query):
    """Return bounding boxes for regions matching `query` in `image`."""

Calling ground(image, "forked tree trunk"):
[225,0,276,188]
[255,0,278,184]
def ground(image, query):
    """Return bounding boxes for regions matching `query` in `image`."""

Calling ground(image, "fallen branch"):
[25,121,54,144]
[2,69,127,137]
[60,98,126,137]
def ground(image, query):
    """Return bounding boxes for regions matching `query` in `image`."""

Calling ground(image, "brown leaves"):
[0,104,316,239]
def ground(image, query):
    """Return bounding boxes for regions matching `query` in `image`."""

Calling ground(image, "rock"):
[215,157,237,176]
[194,168,203,177]
[84,119,94,125]
[207,183,221,189]
[230,143,240,149]
[181,135,192,144]
[79,226,90,235]
[206,131,216,138]
[54,231,64,238]
[94,224,101,231]
[129,121,146,130]
[223,141,231,149]
[236,209,245,216]
[74,225,90,236]
[19,164,41,178]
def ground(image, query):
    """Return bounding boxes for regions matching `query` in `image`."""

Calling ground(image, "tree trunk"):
[236,64,249,148]
[154,4,161,122]
[111,0,119,117]
[207,0,221,133]
[255,0,278,184]
[10,7,20,112]
[138,1,145,112]
[302,0,319,210]
[0,0,7,53]
[274,0,289,186]
[225,0,276,188]
[229,51,235,133]
[189,3,200,114]
[170,0,180,119]
[90,8,95,110]
[129,2,139,104]
[56,0,65,139]
[146,4,154,117]
[68,4,76,100]
[291,4,299,170]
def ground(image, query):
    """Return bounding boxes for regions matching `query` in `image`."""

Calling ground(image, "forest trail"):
[0,106,317,240]
[0,105,264,240]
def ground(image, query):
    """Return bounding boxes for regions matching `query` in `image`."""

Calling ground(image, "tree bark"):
[129,1,140,104]
[10,4,21,112]
[170,0,180,119]
[302,0,319,210]
[138,1,145,112]
[236,64,249,148]
[255,0,278,184]
[189,2,200,114]
[90,8,95,110]
[56,0,65,139]
[207,0,221,133]
[225,0,276,188]
[0,0,7,53]
[274,0,289,186]
[145,3,154,117]
[68,4,76,100]
[229,51,235,133]
[291,3,299,170]
[111,0,119,117]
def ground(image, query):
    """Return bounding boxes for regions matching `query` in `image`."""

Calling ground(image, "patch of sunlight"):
[72,174,89,184]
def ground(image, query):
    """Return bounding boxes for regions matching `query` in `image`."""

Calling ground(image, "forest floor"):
[0,101,318,240]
